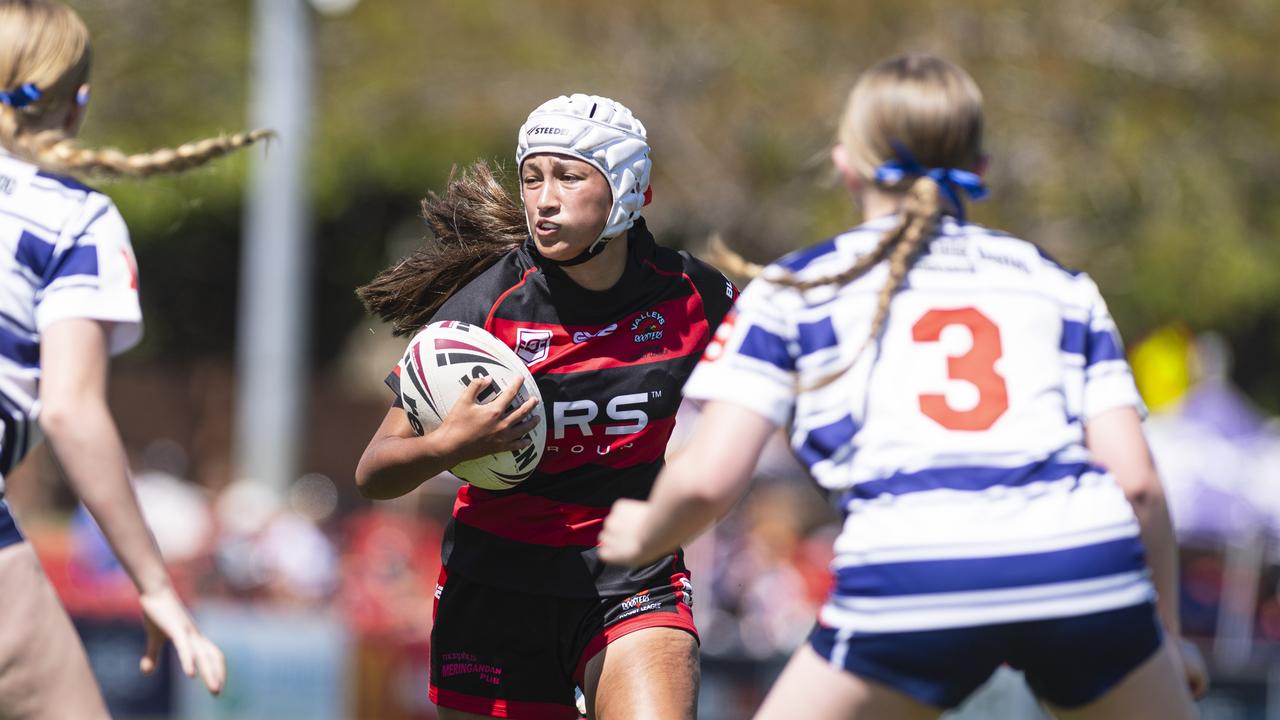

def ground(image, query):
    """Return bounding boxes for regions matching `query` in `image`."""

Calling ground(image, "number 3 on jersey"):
[911,307,1009,431]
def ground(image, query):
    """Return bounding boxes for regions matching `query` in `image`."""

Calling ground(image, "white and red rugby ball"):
[398,320,547,490]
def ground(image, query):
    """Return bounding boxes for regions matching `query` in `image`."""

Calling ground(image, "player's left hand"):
[139,586,227,696]
[598,498,655,566]
[1176,637,1209,700]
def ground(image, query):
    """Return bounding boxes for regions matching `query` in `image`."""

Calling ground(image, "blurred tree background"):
[61,0,1280,485]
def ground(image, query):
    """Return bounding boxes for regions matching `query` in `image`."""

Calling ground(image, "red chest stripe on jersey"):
[538,415,676,474]
[489,294,709,375]
[453,486,610,547]
[484,266,539,330]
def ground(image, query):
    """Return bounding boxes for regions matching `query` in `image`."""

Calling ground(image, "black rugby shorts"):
[428,566,697,719]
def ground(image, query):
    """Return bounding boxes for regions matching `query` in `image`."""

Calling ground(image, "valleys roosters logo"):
[630,311,665,343]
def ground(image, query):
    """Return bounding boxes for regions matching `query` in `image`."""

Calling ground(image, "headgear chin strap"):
[516,94,652,264]
[532,236,610,267]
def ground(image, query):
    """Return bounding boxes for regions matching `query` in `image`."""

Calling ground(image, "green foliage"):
[66,0,1280,409]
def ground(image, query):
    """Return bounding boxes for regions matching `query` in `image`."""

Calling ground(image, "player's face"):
[521,154,611,261]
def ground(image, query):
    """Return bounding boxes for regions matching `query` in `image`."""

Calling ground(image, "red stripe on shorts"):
[573,570,699,684]
[429,686,579,720]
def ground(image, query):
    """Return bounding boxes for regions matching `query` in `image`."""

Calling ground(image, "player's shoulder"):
[769,216,899,279]
[947,219,1085,279]
[664,246,732,294]
[432,245,532,324]
[0,155,116,238]
[947,220,1105,309]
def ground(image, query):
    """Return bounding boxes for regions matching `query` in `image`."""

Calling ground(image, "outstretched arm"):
[1086,405,1208,698]
[39,318,225,695]
[599,401,775,566]
[355,378,539,500]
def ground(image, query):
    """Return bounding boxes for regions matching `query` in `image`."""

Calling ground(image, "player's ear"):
[831,144,861,194]
[973,153,989,178]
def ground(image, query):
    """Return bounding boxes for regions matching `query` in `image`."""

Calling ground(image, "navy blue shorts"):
[809,602,1163,709]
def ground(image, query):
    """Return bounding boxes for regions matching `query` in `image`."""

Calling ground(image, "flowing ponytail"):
[357,161,526,336]
[6,127,275,178]
[0,0,271,178]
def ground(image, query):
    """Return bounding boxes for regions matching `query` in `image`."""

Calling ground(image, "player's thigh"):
[582,625,698,720]
[1047,639,1195,720]
[0,542,109,720]
[755,644,939,720]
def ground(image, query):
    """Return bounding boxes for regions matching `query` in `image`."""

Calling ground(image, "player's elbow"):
[38,395,85,441]
[354,452,409,501]
[1117,468,1166,521]
[354,457,388,500]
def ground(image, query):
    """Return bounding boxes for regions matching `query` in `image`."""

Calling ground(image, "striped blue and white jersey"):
[684,215,1153,633]
[0,152,142,547]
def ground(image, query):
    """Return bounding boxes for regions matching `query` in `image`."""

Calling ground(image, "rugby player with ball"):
[357,95,735,720]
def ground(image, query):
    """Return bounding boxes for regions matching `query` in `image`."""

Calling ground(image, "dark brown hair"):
[357,161,526,335]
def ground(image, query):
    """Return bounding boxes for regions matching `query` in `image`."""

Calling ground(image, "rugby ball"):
[398,321,547,490]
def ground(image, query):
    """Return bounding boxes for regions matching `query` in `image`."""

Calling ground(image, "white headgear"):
[516,94,652,255]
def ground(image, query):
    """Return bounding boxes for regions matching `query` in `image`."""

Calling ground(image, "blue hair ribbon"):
[0,83,42,109]
[874,141,987,221]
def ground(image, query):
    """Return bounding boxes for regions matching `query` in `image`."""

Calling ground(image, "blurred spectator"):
[338,491,444,640]
[212,477,339,605]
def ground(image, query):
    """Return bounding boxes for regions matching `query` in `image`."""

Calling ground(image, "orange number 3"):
[911,307,1009,431]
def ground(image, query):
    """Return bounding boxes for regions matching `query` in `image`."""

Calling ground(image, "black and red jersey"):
[386,220,736,597]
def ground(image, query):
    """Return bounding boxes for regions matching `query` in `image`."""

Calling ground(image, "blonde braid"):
[705,233,765,282]
[0,0,272,178]
[706,216,902,290]
[783,176,941,391]
[861,176,941,353]
[17,128,274,178]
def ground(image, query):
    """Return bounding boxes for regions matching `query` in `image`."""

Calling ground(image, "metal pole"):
[235,0,312,493]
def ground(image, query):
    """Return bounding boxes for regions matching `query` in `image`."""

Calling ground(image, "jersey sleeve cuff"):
[682,367,792,427]
[36,292,143,355]
[1083,376,1148,421]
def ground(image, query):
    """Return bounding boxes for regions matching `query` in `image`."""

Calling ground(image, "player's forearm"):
[1084,408,1183,637]
[634,453,752,563]
[1129,478,1182,638]
[40,401,171,596]
[355,433,458,500]
[633,401,774,562]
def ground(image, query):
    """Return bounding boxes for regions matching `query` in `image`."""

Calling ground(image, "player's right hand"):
[433,377,540,462]
[1176,637,1209,700]
[139,585,226,696]
[598,498,658,566]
